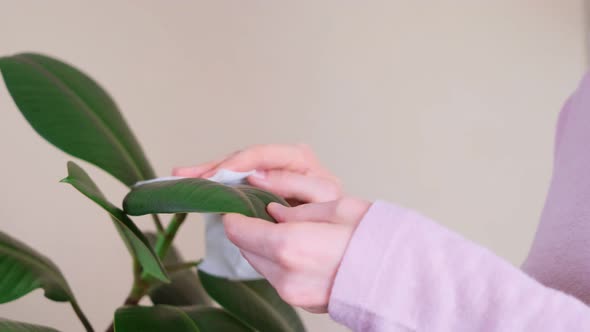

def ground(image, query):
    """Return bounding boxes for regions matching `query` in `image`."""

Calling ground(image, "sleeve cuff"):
[328,200,415,330]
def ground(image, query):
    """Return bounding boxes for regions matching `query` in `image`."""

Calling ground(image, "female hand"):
[223,196,371,313]
[174,144,366,313]
[172,144,342,204]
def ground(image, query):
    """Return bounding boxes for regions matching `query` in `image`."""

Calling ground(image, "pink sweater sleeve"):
[328,201,590,331]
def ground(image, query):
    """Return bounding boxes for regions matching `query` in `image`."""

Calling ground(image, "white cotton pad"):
[134,169,262,280]
[198,169,263,280]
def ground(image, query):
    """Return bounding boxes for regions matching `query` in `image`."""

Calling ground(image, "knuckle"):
[273,235,299,269]
[275,243,296,268]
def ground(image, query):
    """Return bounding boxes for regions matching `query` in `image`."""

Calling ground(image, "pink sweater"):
[328,73,590,331]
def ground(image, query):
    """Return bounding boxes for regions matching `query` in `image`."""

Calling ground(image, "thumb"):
[267,201,339,224]
[268,198,371,226]
[172,160,220,177]
[248,170,341,203]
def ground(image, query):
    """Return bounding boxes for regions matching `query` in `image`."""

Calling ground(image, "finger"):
[223,213,283,259]
[240,249,312,309]
[267,201,339,224]
[172,159,221,177]
[239,249,282,281]
[248,170,341,203]
[206,144,317,176]
[242,247,330,312]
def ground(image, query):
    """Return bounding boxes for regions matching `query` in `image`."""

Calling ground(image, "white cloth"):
[135,169,263,280]
[199,169,263,280]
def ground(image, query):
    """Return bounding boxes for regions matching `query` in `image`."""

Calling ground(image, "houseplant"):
[0,53,305,332]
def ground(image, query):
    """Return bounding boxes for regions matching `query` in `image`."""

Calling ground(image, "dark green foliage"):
[0,53,304,332]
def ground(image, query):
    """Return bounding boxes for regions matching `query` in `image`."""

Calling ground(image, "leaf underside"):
[123,178,289,222]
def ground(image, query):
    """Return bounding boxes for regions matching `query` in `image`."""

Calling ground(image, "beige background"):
[0,1,587,331]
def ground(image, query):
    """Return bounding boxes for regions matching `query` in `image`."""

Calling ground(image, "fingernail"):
[267,203,286,222]
[267,202,285,213]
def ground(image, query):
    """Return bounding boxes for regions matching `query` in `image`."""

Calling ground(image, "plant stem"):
[70,300,94,332]
[124,280,150,305]
[105,263,150,332]
[104,287,146,332]
[154,213,187,259]
[106,214,187,332]
[151,214,164,233]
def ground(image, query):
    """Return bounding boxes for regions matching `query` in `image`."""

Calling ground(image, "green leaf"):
[61,161,168,282]
[0,231,71,303]
[123,179,288,222]
[184,307,253,332]
[0,232,92,331]
[0,53,155,187]
[198,270,305,332]
[114,305,252,332]
[144,233,210,306]
[0,318,61,332]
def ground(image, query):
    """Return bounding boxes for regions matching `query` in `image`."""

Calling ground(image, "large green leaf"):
[114,305,252,332]
[0,232,91,331]
[198,270,305,332]
[0,318,61,332]
[144,233,210,306]
[0,53,155,187]
[60,161,168,282]
[123,179,288,222]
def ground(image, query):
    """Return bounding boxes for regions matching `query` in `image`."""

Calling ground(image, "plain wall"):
[0,1,586,331]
